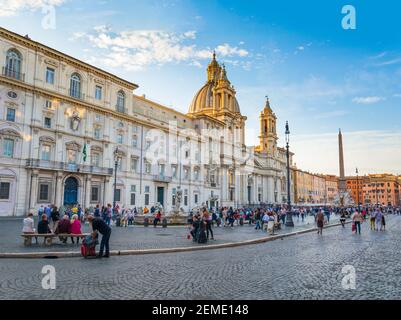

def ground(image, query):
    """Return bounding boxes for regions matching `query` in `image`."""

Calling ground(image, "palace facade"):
[0,28,293,216]
[0,27,294,216]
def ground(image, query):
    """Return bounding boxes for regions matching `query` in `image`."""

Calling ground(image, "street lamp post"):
[113,147,119,213]
[356,167,360,212]
[285,121,294,227]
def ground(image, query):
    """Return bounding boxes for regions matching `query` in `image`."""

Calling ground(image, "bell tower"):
[256,96,278,153]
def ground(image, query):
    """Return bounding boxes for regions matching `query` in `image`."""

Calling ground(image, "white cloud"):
[72,27,250,71]
[374,57,401,67]
[393,93,401,98]
[215,43,248,57]
[0,0,67,17]
[352,96,385,104]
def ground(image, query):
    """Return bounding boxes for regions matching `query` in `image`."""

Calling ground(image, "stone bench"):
[21,233,90,246]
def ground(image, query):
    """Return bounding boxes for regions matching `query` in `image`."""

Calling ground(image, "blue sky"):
[1,0,401,175]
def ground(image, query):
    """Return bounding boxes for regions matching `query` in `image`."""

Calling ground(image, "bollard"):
[144,217,149,227]
[162,218,168,228]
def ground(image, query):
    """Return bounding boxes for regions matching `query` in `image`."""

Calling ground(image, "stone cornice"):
[0,27,138,91]
[0,76,185,136]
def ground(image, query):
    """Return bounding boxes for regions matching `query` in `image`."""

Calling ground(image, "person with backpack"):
[94,204,100,218]
[190,214,200,241]
[197,216,208,244]
[38,205,45,218]
[315,210,325,235]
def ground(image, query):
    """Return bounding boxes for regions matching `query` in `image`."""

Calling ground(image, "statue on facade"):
[70,111,81,131]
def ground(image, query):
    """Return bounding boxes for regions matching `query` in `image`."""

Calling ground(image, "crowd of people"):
[21,201,399,255]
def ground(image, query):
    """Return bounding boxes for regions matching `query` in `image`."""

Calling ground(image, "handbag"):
[351,222,356,232]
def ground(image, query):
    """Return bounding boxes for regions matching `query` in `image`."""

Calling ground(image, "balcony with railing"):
[116,105,128,114]
[26,159,113,176]
[153,174,172,183]
[69,88,85,100]
[2,67,25,82]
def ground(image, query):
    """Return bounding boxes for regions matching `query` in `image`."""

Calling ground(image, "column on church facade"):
[262,175,268,203]
[55,172,63,206]
[235,170,240,207]
[104,177,111,206]
[30,130,40,159]
[267,176,274,204]
[29,170,39,210]
[221,166,228,204]
[85,175,92,209]
[253,175,258,204]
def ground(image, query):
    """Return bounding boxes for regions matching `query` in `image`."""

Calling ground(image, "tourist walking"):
[315,210,324,235]
[105,204,112,226]
[340,210,346,227]
[381,213,386,231]
[370,209,376,230]
[375,209,383,231]
[300,208,305,222]
[254,209,261,230]
[352,210,363,235]
[94,204,100,218]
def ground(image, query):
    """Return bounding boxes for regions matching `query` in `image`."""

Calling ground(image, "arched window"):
[116,90,125,113]
[5,49,22,80]
[70,73,81,98]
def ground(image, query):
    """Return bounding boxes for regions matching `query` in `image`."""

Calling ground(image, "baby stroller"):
[81,235,99,258]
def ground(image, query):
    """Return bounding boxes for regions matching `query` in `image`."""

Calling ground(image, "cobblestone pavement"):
[0,215,399,300]
[0,214,339,253]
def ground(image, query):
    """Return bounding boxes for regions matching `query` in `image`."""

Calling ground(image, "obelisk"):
[338,129,346,194]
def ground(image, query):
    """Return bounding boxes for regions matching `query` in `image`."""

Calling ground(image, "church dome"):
[188,81,214,114]
[188,53,241,115]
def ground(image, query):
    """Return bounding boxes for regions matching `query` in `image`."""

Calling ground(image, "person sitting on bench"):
[22,213,37,243]
[38,214,52,242]
[38,214,52,235]
[55,214,71,243]
[22,213,36,234]
[70,214,82,244]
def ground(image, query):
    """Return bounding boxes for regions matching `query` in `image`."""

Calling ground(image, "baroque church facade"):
[0,27,294,216]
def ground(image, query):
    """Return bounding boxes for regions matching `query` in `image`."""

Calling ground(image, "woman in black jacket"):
[38,214,52,234]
